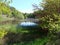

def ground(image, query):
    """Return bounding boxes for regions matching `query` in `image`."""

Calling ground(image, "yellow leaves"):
[0,3,12,16]
[0,28,7,39]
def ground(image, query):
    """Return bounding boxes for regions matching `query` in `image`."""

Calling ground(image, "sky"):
[10,0,42,13]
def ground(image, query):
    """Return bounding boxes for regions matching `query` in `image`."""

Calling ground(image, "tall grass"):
[8,37,48,45]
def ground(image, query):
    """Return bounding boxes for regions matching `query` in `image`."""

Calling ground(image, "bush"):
[0,28,7,39]
[0,27,8,45]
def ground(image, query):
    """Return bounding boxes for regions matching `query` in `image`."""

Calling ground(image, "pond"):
[20,22,38,26]
[17,22,38,29]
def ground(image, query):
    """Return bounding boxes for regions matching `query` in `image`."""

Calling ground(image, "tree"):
[42,0,60,15]
[10,7,24,19]
[0,0,12,16]
[34,0,60,31]
[27,13,35,18]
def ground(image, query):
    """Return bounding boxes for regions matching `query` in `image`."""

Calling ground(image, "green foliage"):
[10,7,24,19]
[34,0,60,31]
[33,0,60,44]
[0,0,12,16]
[0,3,24,20]
[0,27,8,38]
[23,13,35,19]
[0,0,60,45]
[27,13,35,18]
[0,24,16,39]
[7,37,48,45]
[0,2,12,16]
[39,14,60,31]
[0,0,24,20]
[0,30,7,38]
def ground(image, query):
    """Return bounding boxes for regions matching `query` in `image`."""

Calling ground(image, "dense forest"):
[0,0,60,45]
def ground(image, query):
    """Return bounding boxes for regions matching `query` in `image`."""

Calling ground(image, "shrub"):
[0,28,7,39]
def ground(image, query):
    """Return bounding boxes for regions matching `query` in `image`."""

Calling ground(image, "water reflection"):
[20,22,38,26]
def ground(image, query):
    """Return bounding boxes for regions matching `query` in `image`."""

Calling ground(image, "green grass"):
[8,37,48,45]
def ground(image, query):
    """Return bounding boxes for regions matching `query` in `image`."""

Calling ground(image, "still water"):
[20,22,38,26]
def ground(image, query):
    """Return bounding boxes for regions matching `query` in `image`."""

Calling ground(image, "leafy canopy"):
[34,0,60,31]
